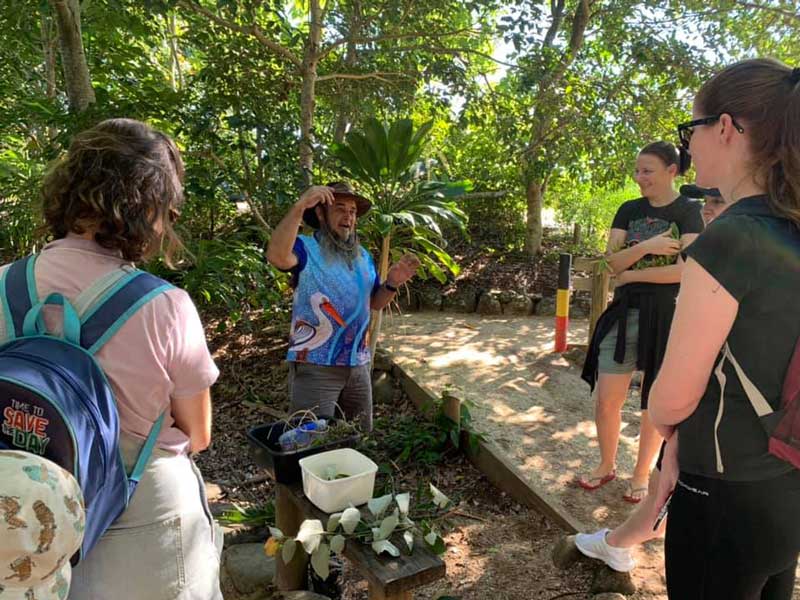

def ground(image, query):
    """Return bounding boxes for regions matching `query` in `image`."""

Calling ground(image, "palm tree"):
[330,117,470,357]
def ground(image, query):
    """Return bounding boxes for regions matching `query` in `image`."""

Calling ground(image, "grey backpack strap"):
[73,265,137,319]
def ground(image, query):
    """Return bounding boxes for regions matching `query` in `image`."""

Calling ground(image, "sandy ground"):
[381,311,670,597]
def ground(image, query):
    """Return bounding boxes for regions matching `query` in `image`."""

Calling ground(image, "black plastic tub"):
[246,420,361,484]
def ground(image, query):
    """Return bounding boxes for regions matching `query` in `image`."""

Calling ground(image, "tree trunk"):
[524,180,545,256]
[332,2,362,144]
[572,222,582,245]
[368,234,392,364]
[166,12,183,91]
[50,0,95,112]
[298,0,323,187]
[41,14,57,100]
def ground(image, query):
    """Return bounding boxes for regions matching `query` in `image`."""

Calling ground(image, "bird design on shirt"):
[289,292,346,360]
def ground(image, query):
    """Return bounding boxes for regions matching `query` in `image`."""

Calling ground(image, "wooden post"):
[442,393,461,444]
[275,484,309,591]
[555,254,572,352]
[588,259,610,341]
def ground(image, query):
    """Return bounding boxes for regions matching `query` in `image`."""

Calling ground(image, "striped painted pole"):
[555,253,572,352]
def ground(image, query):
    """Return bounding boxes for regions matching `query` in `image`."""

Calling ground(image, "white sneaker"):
[574,528,636,572]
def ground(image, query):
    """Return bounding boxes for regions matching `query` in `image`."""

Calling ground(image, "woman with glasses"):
[579,142,704,504]
[649,58,800,598]
[0,118,223,599]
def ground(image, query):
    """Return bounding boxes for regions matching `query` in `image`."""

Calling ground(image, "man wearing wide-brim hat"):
[266,182,420,430]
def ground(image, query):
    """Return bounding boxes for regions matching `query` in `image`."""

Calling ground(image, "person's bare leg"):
[607,469,666,548]
[585,372,633,482]
[626,409,663,501]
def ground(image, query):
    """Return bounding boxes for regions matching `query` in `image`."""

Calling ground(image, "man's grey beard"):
[318,218,360,267]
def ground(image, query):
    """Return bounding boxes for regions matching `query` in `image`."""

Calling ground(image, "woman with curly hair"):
[1,118,222,599]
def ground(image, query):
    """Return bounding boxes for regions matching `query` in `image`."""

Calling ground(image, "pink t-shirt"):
[0,235,219,454]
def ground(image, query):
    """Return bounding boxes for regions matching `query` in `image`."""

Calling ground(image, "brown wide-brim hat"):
[302,181,372,229]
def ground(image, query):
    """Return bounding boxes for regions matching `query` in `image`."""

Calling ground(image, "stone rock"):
[504,293,534,316]
[206,482,225,503]
[476,292,502,315]
[221,543,276,596]
[571,293,591,318]
[372,347,394,372]
[278,592,331,600]
[442,286,479,313]
[551,535,582,570]
[593,594,628,600]
[536,295,557,316]
[590,566,636,596]
[371,370,395,405]
[417,285,443,311]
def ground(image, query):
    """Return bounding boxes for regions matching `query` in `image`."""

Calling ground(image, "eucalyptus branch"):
[176,0,303,69]
[319,26,480,59]
[316,71,414,83]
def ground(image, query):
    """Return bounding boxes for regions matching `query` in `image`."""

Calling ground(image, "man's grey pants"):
[288,362,373,431]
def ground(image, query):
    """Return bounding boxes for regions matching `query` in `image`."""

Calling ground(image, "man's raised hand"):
[296,185,335,211]
[386,254,421,287]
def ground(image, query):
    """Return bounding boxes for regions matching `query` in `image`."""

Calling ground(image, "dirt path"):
[381,311,668,597]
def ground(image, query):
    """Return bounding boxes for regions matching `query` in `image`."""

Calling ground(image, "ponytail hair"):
[696,58,800,226]
[639,141,689,176]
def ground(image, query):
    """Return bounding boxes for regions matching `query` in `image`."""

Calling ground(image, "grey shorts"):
[597,309,639,375]
[288,362,373,432]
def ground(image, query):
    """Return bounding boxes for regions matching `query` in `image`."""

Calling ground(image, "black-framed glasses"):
[677,114,744,149]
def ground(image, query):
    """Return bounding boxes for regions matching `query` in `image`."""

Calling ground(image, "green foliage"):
[150,232,289,323]
[366,393,484,467]
[331,117,471,281]
[218,501,275,527]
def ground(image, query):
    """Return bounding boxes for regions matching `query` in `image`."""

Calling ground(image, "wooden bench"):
[274,483,446,600]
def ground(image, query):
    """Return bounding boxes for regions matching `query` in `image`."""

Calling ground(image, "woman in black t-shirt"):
[579,142,703,503]
[649,59,800,599]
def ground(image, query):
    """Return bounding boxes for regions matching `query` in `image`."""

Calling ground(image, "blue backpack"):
[0,254,173,562]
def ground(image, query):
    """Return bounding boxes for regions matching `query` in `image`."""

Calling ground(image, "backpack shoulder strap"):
[1,255,39,340]
[725,342,773,417]
[80,270,174,354]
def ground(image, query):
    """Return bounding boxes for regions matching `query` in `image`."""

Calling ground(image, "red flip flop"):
[576,470,616,491]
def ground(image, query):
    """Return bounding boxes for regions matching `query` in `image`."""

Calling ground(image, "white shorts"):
[69,434,223,600]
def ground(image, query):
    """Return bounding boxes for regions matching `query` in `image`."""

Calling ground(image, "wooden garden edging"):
[389,360,586,534]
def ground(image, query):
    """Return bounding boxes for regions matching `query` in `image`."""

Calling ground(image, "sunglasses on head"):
[677,114,745,150]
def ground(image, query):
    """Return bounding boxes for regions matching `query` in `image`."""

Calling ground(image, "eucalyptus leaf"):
[429,484,451,509]
[310,543,330,580]
[376,514,399,541]
[404,530,414,552]
[371,539,401,557]
[268,526,284,541]
[330,534,346,555]
[281,538,297,564]
[368,494,393,518]
[327,512,342,533]
[395,493,410,516]
[340,507,361,535]
[296,519,324,554]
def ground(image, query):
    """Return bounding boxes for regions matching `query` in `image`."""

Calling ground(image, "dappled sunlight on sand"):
[382,311,650,535]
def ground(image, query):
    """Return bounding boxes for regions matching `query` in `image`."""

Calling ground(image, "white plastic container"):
[299,448,378,513]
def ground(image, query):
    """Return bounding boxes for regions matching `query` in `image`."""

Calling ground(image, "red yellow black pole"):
[555,253,571,352]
